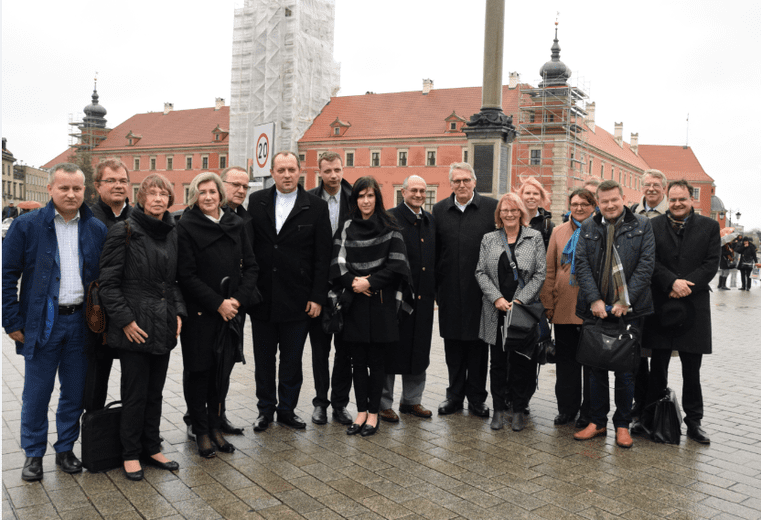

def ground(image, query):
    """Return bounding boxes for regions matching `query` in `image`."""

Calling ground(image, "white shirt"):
[454,192,475,212]
[321,189,341,234]
[53,209,84,305]
[404,201,422,217]
[275,189,298,234]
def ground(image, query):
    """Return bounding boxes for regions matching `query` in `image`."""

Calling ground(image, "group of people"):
[719,234,757,291]
[2,154,726,485]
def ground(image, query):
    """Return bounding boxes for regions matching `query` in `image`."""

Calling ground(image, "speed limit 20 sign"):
[252,122,275,177]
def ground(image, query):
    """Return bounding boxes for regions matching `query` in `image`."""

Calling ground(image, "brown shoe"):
[379,409,399,423]
[574,423,607,441]
[615,427,633,448]
[399,404,432,418]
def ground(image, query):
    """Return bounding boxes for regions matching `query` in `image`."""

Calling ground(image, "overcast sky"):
[2,0,760,228]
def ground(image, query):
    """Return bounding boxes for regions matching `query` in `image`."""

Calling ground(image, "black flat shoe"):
[143,456,179,471]
[468,402,490,418]
[124,462,144,481]
[554,413,574,426]
[438,399,463,415]
[55,450,82,474]
[346,423,363,435]
[21,456,43,482]
[687,424,711,444]
[312,406,328,425]
[210,429,235,453]
[360,422,379,437]
[277,413,307,430]
[196,434,217,459]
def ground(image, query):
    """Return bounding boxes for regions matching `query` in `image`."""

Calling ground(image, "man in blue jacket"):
[2,163,107,481]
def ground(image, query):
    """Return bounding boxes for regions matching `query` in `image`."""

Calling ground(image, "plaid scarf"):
[561,217,583,286]
[599,215,631,308]
[666,209,691,236]
[328,214,414,315]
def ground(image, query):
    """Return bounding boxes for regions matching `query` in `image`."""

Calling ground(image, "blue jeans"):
[589,368,634,430]
[21,311,88,457]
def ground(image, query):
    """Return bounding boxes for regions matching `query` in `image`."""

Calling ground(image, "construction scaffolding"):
[514,74,591,217]
[229,0,340,175]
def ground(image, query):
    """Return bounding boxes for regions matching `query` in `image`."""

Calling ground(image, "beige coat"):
[540,220,582,325]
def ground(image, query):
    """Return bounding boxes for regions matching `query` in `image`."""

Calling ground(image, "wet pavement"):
[3,277,761,519]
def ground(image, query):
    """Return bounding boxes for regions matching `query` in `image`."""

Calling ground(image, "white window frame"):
[693,187,701,200]
[397,149,408,167]
[371,150,381,167]
[150,157,156,170]
[133,158,140,171]
[425,148,436,167]
[345,150,355,167]
[166,157,173,170]
[201,154,209,170]
[186,156,193,170]
[219,155,227,169]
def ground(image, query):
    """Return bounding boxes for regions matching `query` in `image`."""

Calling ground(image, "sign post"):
[252,122,275,180]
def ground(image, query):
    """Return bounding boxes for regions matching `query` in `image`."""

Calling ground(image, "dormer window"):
[125,130,142,146]
[211,125,229,142]
[330,117,351,137]
[445,111,466,133]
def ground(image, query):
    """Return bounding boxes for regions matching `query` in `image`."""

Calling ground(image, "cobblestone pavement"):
[3,278,761,519]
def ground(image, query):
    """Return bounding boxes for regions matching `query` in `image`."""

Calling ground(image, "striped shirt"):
[53,210,84,305]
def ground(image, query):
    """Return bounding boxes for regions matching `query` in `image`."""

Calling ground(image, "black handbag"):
[650,387,683,445]
[576,318,640,373]
[81,401,123,472]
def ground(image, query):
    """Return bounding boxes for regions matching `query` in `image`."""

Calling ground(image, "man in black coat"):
[85,158,133,413]
[641,180,720,444]
[433,163,498,418]
[247,151,332,431]
[307,152,353,426]
[379,175,436,423]
[2,202,19,219]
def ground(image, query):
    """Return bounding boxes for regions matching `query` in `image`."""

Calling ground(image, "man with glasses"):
[629,169,669,429]
[433,163,498,418]
[640,180,719,444]
[85,158,134,413]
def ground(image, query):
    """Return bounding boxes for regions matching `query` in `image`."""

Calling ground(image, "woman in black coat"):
[737,239,758,291]
[177,172,260,458]
[330,176,412,437]
[99,174,186,481]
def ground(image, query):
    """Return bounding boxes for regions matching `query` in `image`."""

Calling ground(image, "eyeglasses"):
[451,178,473,186]
[570,203,592,209]
[224,181,248,190]
[643,183,663,189]
[500,208,521,214]
[99,179,129,186]
[668,197,690,203]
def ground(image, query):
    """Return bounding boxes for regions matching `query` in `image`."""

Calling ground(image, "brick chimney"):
[614,122,623,147]
[163,102,174,115]
[630,132,639,155]
[215,97,225,110]
[422,79,433,95]
[508,72,520,89]
[585,102,595,132]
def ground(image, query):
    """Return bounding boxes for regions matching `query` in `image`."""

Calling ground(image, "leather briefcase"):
[81,401,123,472]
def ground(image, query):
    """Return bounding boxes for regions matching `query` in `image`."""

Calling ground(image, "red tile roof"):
[637,145,714,183]
[97,106,230,150]
[43,148,78,169]
[583,124,650,171]
[300,86,524,142]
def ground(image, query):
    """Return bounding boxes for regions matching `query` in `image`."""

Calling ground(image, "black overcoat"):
[99,205,186,355]
[644,212,720,354]
[433,191,499,340]
[177,205,260,371]
[387,203,436,374]
[247,185,332,322]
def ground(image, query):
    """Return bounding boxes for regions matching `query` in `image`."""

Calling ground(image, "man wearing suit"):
[641,180,720,444]
[307,152,353,426]
[2,163,107,481]
[433,163,498,418]
[247,151,332,431]
[380,175,436,422]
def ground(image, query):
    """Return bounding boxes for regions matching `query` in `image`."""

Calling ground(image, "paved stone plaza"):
[3,279,760,519]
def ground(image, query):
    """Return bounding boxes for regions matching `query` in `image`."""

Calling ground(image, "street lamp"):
[726,209,741,226]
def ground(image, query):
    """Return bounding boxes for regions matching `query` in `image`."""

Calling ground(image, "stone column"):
[463,0,517,198]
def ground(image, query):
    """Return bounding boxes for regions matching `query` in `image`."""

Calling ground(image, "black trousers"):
[119,350,170,460]
[252,319,309,417]
[489,341,537,413]
[83,354,114,413]
[740,267,753,289]
[308,317,352,409]
[554,324,590,419]
[185,365,222,437]
[346,341,386,414]
[633,357,650,415]
[644,349,704,427]
[444,339,488,404]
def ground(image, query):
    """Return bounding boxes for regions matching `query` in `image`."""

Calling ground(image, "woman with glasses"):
[99,174,185,481]
[476,193,546,432]
[540,189,597,430]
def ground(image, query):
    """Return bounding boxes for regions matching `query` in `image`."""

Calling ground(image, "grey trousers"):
[729,269,739,287]
[380,373,426,409]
